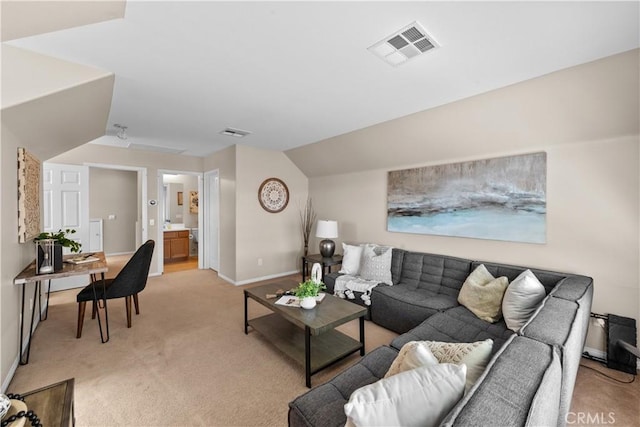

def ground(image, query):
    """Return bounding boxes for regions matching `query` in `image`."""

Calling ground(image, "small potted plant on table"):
[294,279,326,310]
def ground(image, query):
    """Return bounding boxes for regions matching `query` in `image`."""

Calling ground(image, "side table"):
[302,254,343,281]
[11,378,75,426]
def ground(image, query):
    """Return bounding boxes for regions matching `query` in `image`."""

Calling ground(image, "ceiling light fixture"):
[368,21,439,67]
[219,127,251,138]
[114,123,128,140]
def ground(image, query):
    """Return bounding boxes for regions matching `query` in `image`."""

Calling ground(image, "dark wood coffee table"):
[244,282,366,387]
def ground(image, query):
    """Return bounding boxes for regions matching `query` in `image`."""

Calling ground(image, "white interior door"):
[43,162,90,291]
[205,170,219,271]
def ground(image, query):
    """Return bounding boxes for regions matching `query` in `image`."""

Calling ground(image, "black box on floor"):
[607,314,637,374]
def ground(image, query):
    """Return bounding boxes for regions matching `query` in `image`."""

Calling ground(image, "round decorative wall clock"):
[258,177,289,213]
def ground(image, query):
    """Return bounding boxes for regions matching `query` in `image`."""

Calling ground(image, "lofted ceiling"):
[4,1,640,158]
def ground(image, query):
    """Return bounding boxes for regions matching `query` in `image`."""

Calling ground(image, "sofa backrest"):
[392,249,471,297]
[472,261,568,295]
[441,335,562,427]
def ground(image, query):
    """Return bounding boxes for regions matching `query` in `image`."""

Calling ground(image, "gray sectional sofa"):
[288,249,593,427]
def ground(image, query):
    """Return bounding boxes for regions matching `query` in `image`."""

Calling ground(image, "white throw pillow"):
[458,264,508,323]
[339,243,364,275]
[423,339,494,392]
[359,245,393,285]
[384,341,439,378]
[502,269,546,332]
[344,363,466,427]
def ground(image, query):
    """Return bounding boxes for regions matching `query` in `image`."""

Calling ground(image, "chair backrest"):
[106,240,155,299]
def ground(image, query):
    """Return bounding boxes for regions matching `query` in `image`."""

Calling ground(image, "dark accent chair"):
[76,240,155,338]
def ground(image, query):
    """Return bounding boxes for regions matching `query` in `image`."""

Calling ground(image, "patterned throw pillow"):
[384,341,439,378]
[359,245,393,285]
[458,264,509,323]
[424,339,494,392]
[383,339,493,392]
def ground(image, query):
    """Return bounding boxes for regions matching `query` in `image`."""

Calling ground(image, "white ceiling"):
[7,1,640,157]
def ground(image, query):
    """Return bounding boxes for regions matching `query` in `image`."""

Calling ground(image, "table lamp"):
[316,220,338,258]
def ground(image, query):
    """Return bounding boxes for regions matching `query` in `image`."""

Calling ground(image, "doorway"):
[159,171,203,273]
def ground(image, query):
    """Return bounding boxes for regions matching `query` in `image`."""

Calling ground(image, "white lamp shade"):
[316,220,338,239]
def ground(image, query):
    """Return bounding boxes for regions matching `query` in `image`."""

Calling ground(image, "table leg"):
[305,326,311,388]
[42,280,52,321]
[92,273,109,343]
[21,281,40,364]
[244,291,249,334]
[359,316,365,356]
[19,284,26,365]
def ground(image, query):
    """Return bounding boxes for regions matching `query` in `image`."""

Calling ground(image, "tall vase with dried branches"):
[299,197,316,256]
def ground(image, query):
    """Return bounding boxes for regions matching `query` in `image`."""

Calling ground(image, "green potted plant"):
[36,229,82,253]
[294,279,326,309]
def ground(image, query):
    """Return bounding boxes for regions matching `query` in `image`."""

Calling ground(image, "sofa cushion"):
[288,346,397,427]
[502,269,546,332]
[458,265,509,323]
[397,251,472,296]
[441,335,561,427]
[344,363,466,427]
[391,306,514,354]
[371,285,458,334]
[519,295,584,425]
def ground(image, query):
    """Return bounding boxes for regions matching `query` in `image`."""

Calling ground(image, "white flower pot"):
[300,296,317,309]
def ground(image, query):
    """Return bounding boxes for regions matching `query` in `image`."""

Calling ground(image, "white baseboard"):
[583,346,606,360]
[221,270,299,286]
[2,302,48,392]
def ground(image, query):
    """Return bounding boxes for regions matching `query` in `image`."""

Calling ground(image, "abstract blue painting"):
[387,152,546,244]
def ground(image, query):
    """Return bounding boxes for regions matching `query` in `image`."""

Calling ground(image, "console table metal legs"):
[18,273,109,364]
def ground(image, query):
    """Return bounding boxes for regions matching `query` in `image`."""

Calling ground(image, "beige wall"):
[89,167,138,254]
[235,145,308,283]
[294,51,640,353]
[204,145,309,284]
[204,145,237,281]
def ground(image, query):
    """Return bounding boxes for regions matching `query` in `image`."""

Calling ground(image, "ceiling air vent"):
[368,21,438,67]
[219,127,251,138]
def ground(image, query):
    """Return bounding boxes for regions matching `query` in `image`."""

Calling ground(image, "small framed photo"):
[177,191,183,206]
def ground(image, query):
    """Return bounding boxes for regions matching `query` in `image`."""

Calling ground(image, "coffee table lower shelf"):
[248,313,363,386]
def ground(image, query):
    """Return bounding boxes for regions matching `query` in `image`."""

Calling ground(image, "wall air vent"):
[219,127,252,138]
[368,21,438,67]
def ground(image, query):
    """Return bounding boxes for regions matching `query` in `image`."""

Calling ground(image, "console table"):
[14,253,108,364]
[301,254,343,281]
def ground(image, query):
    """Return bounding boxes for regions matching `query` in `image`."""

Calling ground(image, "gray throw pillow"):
[502,269,546,332]
[359,245,393,285]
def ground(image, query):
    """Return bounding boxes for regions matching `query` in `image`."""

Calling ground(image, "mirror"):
[164,182,184,223]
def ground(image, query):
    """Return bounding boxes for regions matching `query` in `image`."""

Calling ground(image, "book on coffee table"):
[275,293,326,307]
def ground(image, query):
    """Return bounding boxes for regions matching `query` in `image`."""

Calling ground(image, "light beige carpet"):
[8,269,397,426]
[8,268,639,426]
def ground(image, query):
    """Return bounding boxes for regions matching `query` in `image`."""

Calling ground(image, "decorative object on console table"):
[316,220,338,258]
